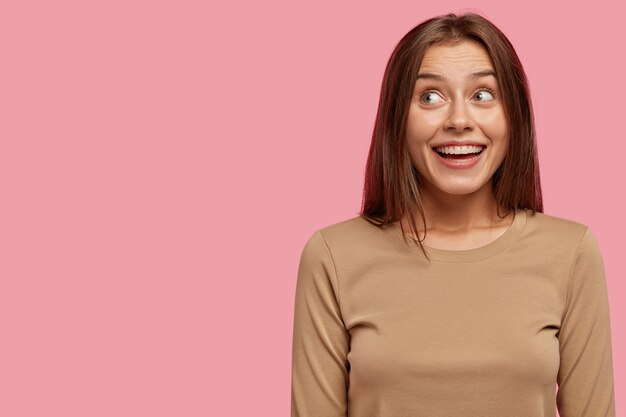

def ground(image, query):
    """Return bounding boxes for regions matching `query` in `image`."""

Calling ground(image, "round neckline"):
[395,208,527,263]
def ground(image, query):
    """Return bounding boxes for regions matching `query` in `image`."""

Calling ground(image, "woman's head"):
[361,12,542,253]
[406,39,509,199]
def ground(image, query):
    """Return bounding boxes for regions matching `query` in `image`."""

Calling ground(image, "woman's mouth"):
[433,144,485,158]
[432,145,486,169]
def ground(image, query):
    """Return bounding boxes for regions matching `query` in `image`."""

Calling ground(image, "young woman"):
[291,12,616,417]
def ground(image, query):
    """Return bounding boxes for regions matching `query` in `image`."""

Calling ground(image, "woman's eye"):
[420,92,444,104]
[475,89,495,102]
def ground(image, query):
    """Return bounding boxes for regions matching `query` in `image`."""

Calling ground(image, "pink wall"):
[1,0,623,415]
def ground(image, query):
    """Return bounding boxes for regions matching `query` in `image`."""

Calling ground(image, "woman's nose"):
[444,99,474,132]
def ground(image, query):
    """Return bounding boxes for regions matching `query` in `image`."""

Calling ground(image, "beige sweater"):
[290,208,616,417]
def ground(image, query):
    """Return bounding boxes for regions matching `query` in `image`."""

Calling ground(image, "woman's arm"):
[556,227,616,416]
[291,231,350,417]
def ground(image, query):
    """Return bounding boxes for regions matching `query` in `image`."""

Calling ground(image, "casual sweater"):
[290,208,616,417]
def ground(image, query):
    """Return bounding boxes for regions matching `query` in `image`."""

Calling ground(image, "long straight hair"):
[360,12,543,260]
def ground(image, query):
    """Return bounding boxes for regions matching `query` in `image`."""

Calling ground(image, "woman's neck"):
[409,181,511,234]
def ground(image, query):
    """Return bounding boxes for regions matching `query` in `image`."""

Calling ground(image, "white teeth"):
[434,145,485,155]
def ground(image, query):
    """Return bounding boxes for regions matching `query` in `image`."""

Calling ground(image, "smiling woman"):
[407,41,508,204]
[291,11,616,417]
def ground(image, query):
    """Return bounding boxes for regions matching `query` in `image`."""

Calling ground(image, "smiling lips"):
[434,144,485,157]
[434,144,485,159]
[432,145,486,168]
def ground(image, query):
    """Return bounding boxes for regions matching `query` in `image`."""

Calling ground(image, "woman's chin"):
[426,178,491,197]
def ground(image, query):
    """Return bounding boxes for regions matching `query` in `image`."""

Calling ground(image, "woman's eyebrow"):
[416,71,496,81]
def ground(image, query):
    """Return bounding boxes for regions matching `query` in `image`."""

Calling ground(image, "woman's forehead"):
[418,40,495,76]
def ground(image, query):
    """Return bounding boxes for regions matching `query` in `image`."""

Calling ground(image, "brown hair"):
[360,11,543,260]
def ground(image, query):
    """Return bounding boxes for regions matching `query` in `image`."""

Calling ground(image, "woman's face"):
[405,40,508,197]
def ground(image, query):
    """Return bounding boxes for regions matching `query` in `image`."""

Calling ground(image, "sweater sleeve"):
[556,228,616,417]
[291,230,350,417]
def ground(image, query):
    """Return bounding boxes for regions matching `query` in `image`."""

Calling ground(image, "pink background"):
[1,0,623,415]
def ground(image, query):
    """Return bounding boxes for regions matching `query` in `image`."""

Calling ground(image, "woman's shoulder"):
[304,214,395,253]
[524,209,589,233]
[522,209,594,248]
